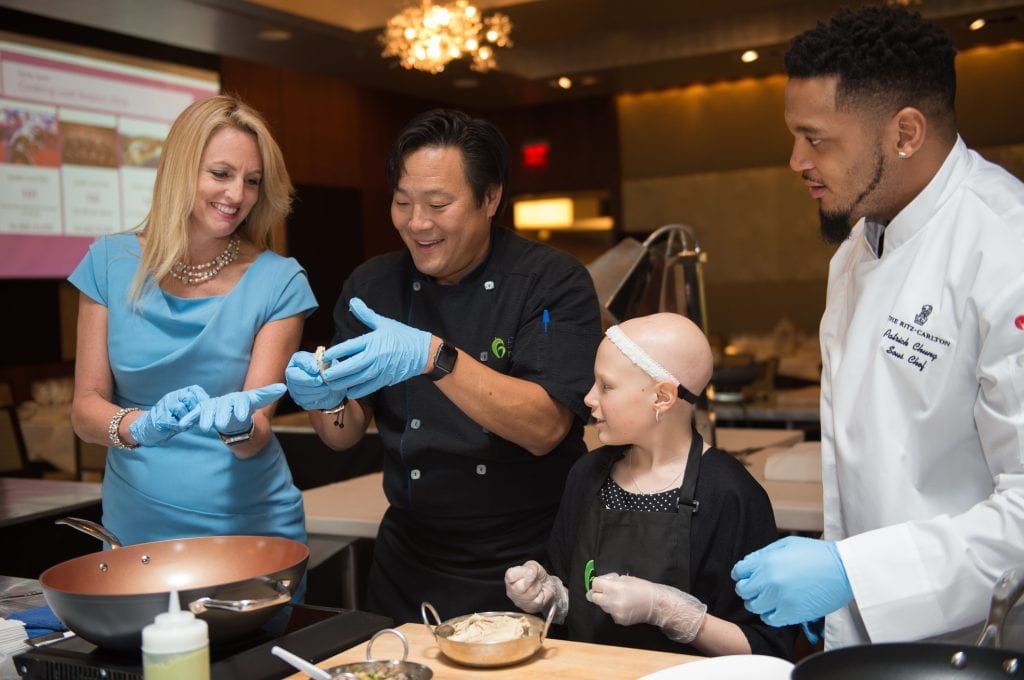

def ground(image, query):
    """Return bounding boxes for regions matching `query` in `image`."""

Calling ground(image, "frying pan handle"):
[54,517,123,549]
[188,577,292,614]
[976,566,1024,648]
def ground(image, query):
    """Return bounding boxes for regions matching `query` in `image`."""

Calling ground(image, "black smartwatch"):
[426,340,458,381]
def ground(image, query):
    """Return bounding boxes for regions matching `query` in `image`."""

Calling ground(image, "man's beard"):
[817,147,887,245]
[819,208,854,244]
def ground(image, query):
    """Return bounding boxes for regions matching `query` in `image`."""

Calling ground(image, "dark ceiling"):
[2,0,1024,110]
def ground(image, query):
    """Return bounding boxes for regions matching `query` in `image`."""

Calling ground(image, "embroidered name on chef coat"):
[880,312,952,372]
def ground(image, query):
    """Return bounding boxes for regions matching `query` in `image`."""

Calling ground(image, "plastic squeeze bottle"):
[142,590,210,680]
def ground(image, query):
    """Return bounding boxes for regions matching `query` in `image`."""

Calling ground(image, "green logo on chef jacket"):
[491,337,507,358]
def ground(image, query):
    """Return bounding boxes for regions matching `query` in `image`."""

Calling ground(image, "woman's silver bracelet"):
[108,407,140,450]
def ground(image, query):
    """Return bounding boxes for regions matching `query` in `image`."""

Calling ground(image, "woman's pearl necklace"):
[170,236,240,285]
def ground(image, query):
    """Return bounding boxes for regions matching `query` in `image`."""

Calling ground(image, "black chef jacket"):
[332,226,602,621]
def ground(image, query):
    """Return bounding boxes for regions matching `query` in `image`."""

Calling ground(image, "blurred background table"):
[0,478,103,578]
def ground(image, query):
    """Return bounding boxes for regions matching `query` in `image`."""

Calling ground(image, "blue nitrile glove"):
[321,297,431,400]
[182,384,287,434]
[731,535,854,627]
[128,385,210,446]
[285,351,349,411]
[801,619,825,646]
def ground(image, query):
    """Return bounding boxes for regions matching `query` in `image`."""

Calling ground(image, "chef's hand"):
[731,535,853,627]
[128,385,210,446]
[285,351,348,411]
[182,384,287,435]
[504,560,569,624]
[321,297,431,400]
[587,573,707,643]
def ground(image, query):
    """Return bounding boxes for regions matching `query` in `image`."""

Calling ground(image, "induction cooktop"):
[13,604,392,680]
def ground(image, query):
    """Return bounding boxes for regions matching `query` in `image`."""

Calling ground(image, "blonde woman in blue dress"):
[69,95,316,556]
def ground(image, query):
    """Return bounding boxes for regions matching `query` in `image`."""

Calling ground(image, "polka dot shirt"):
[600,476,680,513]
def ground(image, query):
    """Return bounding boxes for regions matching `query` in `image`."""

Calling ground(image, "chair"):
[0,382,33,476]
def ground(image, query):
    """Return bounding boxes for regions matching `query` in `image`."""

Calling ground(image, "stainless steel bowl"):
[326,628,432,680]
[420,601,554,668]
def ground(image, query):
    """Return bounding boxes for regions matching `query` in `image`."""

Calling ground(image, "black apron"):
[365,504,553,624]
[566,430,703,652]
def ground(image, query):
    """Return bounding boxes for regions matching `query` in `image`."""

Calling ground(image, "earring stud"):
[898,150,908,159]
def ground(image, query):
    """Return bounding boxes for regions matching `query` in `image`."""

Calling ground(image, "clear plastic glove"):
[587,573,707,643]
[128,384,210,446]
[285,351,348,411]
[731,535,853,627]
[504,560,569,624]
[182,384,287,435]
[321,297,431,400]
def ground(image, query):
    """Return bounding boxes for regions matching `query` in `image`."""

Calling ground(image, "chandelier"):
[380,0,513,74]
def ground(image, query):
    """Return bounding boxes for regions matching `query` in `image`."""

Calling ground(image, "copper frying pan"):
[38,517,308,651]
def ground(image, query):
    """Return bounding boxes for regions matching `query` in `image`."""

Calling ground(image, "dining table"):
[282,621,699,679]
[0,477,103,578]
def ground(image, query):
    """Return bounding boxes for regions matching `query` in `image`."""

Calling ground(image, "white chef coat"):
[820,137,1024,648]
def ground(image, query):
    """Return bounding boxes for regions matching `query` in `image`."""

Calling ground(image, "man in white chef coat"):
[731,5,1024,649]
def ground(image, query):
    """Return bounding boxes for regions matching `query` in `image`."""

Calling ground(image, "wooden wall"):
[616,42,1024,338]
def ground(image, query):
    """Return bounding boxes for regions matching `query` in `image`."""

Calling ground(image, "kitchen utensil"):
[271,644,332,680]
[38,517,308,651]
[420,601,553,667]
[324,628,433,679]
[792,565,1024,679]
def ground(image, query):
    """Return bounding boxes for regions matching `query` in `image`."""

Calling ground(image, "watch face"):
[436,343,457,371]
[429,342,457,380]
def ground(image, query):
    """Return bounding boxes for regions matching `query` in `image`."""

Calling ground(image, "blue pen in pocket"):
[542,308,550,333]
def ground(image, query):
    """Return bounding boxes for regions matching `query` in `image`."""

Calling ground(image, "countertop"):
[302,429,821,538]
[283,621,697,679]
[0,478,102,529]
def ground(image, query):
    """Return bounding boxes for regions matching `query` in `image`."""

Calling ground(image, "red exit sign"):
[521,140,550,169]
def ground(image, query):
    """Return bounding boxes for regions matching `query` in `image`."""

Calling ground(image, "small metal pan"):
[420,601,554,668]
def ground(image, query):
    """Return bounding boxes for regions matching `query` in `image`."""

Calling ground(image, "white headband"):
[605,325,698,404]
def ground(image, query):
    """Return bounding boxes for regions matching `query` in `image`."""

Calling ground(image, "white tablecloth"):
[15,402,76,475]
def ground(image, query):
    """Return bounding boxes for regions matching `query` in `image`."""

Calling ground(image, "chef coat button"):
[412,281,422,291]
[410,418,421,429]
[410,469,421,479]
[479,351,488,362]
[476,464,487,475]
[484,281,495,290]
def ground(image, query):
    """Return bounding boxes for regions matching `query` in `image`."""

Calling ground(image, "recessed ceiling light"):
[257,29,292,42]
[740,50,759,63]
[580,75,598,87]
[969,17,987,31]
[557,76,573,89]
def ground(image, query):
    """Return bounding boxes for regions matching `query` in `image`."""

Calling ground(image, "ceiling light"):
[557,76,573,89]
[740,50,759,63]
[380,0,512,74]
[969,17,987,31]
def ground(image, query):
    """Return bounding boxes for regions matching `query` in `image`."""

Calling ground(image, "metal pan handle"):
[540,602,556,642]
[189,576,292,614]
[366,628,410,662]
[55,517,123,549]
[420,601,442,630]
[976,565,1024,648]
